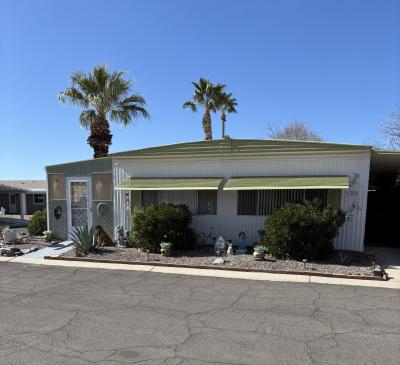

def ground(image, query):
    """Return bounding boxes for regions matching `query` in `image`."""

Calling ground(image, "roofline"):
[45,156,110,169]
[45,139,373,169]
[109,138,372,157]
[372,149,400,155]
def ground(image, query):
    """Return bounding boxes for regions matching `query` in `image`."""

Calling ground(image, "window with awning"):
[238,189,330,216]
[224,176,349,190]
[115,177,223,191]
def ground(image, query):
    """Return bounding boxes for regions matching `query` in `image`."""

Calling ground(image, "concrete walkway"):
[21,240,73,259]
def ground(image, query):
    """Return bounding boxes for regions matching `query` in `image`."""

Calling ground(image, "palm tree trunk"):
[221,111,226,139]
[202,110,213,140]
[87,115,113,158]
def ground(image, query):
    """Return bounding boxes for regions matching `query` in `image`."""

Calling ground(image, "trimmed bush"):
[27,209,47,235]
[128,204,195,251]
[262,200,345,260]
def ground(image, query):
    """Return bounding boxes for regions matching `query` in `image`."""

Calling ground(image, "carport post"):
[20,192,26,220]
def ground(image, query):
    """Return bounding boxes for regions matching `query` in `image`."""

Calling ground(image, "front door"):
[9,194,17,214]
[67,177,92,238]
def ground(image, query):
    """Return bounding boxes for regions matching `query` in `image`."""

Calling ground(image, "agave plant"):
[70,226,98,256]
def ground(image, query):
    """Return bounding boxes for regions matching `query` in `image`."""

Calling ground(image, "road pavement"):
[0,262,399,364]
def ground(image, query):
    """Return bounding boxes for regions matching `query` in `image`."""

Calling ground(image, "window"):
[238,189,328,215]
[10,194,16,204]
[140,190,217,215]
[198,190,217,215]
[92,173,112,201]
[33,194,46,204]
[141,191,159,207]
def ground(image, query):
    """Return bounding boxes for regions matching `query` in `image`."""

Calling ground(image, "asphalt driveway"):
[0,263,399,365]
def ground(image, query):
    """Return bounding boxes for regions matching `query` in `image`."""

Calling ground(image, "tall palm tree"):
[216,92,238,138]
[59,65,149,158]
[183,78,225,140]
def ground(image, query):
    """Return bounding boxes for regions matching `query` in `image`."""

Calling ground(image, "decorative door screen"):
[70,181,88,228]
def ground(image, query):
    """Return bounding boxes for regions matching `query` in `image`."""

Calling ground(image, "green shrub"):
[262,200,345,260]
[28,210,47,235]
[128,204,195,250]
[71,226,98,256]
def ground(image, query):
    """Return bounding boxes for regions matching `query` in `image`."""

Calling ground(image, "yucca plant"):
[70,226,98,256]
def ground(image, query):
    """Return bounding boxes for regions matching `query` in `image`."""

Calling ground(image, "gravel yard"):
[62,247,378,277]
[0,235,58,256]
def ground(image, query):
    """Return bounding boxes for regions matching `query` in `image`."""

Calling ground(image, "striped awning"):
[223,176,349,190]
[115,177,223,190]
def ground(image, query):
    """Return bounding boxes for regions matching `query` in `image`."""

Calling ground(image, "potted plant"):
[160,242,173,257]
[43,230,53,242]
[253,245,268,261]
[2,227,17,244]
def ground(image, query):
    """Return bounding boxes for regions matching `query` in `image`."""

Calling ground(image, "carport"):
[365,150,400,247]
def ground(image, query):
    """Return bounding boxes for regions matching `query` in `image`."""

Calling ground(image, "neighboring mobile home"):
[45,139,400,251]
[0,180,47,219]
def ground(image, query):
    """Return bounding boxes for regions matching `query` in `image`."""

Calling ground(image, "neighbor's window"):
[197,190,217,215]
[238,189,328,215]
[33,194,46,204]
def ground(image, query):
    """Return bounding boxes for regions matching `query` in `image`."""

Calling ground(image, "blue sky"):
[0,0,399,179]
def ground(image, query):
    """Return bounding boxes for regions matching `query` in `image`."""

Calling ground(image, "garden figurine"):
[115,225,127,248]
[238,231,247,252]
[226,240,234,255]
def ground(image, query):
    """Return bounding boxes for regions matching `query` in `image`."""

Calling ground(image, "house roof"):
[0,180,47,192]
[370,150,400,174]
[109,138,371,159]
[45,138,373,169]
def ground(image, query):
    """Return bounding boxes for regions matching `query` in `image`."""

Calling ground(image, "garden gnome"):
[238,231,247,252]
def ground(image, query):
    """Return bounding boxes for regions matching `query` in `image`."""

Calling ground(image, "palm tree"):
[59,65,149,158]
[183,78,225,140]
[216,92,238,138]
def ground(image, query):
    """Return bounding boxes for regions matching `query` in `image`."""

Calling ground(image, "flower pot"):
[45,235,53,242]
[2,229,17,244]
[160,248,171,257]
[253,251,265,261]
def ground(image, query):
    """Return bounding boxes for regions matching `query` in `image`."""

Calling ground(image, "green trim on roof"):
[115,177,223,190]
[223,176,349,190]
[109,139,371,159]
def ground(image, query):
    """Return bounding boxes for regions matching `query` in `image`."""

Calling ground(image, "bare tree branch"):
[266,121,323,142]
[382,106,400,149]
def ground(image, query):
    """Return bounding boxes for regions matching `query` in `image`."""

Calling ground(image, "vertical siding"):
[113,153,371,251]
[47,158,113,239]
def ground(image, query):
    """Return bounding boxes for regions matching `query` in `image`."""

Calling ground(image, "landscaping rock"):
[212,258,225,265]
[61,247,376,276]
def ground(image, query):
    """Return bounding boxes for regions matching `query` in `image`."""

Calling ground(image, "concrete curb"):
[43,255,387,281]
[2,256,398,288]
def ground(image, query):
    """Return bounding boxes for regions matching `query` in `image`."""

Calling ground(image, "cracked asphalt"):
[0,263,399,365]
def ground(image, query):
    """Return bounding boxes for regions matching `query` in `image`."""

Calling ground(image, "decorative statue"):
[238,231,247,252]
[227,240,234,255]
[115,225,127,248]
[94,225,115,246]
[214,235,226,254]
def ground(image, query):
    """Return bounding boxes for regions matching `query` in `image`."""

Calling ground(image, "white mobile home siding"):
[113,152,370,251]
